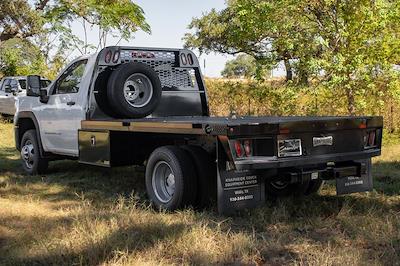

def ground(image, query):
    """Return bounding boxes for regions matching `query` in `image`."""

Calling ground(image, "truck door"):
[36,59,89,156]
[0,79,14,115]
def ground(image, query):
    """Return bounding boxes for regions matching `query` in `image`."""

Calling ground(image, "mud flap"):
[336,159,373,195]
[217,169,265,215]
[216,138,265,215]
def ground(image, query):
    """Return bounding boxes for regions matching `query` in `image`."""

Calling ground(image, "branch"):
[36,0,50,11]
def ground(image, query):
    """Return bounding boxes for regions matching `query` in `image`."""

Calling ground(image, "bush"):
[206,78,400,132]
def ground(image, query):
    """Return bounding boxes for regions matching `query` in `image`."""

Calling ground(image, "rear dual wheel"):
[145,146,197,210]
[145,145,216,211]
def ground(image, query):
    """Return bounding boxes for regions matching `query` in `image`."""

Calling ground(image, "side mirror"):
[27,75,41,97]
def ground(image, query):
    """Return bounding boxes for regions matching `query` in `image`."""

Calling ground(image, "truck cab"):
[17,56,93,156]
[14,46,383,214]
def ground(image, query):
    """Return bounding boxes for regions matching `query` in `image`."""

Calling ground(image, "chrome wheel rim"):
[21,140,35,169]
[152,161,175,203]
[123,73,153,108]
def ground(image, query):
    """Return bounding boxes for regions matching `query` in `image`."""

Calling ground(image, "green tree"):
[185,0,400,114]
[0,39,47,77]
[184,0,312,82]
[0,0,150,78]
[221,54,257,78]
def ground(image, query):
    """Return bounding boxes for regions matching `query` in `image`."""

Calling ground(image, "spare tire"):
[94,68,121,118]
[107,62,162,118]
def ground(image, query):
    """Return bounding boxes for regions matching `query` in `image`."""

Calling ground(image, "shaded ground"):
[0,121,400,265]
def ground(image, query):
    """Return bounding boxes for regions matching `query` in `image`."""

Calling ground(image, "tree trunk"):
[284,58,293,81]
[299,70,309,86]
[346,88,356,115]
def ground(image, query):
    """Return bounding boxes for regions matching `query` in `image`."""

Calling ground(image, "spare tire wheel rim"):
[21,140,35,169]
[152,161,175,203]
[123,73,154,108]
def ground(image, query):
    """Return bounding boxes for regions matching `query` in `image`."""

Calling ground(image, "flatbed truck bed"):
[81,115,383,135]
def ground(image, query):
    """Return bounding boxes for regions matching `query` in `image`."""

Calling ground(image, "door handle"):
[66,101,75,106]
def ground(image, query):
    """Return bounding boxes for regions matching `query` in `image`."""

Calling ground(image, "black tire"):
[181,145,217,208]
[145,146,197,211]
[20,129,48,175]
[107,62,162,118]
[94,68,121,118]
[304,179,324,195]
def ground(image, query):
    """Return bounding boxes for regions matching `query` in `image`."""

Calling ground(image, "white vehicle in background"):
[0,76,51,116]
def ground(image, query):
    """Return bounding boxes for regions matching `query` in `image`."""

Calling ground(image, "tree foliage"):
[221,54,271,79]
[185,0,400,114]
[0,39,47,77]
[221,54,257,78]
[0,0,150,78]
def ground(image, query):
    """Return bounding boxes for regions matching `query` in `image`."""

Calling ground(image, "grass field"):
[1,120,400,265]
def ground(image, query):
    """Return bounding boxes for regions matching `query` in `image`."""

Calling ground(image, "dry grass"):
[1,121,400,265]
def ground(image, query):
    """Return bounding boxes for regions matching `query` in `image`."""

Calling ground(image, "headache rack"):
[88,46,210,120]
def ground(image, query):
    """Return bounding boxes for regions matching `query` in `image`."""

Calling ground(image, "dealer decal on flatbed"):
[344,176,364,186]
[313,136,333,147]
[224,175,258,189]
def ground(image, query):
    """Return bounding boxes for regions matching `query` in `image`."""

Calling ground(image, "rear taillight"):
[180,52,195,66]
[187,54,194,65]
[180,53,188,65]
[368,131,376,146]
[105,50,112,63]
[364,130,378,148]
[243,140,252,156]
[233,139,252,158]
[112,50,120,63]
[104,49,120,63]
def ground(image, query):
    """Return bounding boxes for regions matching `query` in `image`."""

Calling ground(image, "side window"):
[10,79,18,88]
[53,60,88,95]
[40,80,51,88]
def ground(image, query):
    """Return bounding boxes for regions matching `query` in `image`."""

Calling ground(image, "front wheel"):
[145,146,197,211]
[20,129,48,175]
